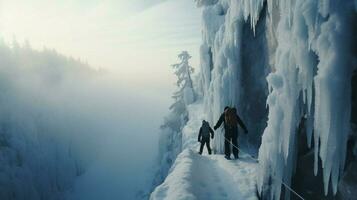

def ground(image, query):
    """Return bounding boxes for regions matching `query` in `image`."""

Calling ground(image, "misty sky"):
[0,0,202,199]
[0,0,201,92]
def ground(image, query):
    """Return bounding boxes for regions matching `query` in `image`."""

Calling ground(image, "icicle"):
[313,12,352,195]
[198,0,354,199]
[318,0,330,18]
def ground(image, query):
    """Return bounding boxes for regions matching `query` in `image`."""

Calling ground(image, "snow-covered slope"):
[153,0,357,199]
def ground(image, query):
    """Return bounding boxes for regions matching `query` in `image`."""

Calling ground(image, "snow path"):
[151,102,259,200]
[192,152,258,200]
[151,149,258,200]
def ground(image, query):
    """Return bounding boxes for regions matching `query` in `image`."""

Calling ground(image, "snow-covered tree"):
[153,51,196,186]
[171,51,195,106]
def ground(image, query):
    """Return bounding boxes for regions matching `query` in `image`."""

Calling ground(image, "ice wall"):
[197,0,268,154]
[258,1,356,199]
[196,0,357,199]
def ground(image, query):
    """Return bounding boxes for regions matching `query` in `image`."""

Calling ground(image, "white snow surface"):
[151,149,258,200]
[151,102,258,200]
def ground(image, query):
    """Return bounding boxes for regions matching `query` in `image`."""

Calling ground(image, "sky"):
[0,0,201,92]
[0,0,202,199]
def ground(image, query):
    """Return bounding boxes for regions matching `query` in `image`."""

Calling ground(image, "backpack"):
[201,121,210,138]
[224,107,238,127]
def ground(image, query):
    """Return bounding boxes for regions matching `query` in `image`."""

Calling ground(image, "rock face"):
[337,71,357,200]
[293,151,334,200]
[240,3,269,148]
[338,161,357,200]
[352,71,357,125]
[290,117,332,200]
[338,14,357,200]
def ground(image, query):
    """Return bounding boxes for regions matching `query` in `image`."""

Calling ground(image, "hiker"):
[198,120,214,155]
[214,106,248,159]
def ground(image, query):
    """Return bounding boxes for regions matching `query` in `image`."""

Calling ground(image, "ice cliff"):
[154,0,357,199]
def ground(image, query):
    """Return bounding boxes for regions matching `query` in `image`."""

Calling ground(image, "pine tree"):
[171,51,195,106]
[154,51,197,184]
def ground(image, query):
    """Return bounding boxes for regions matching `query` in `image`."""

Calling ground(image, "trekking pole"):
[223,137,305,200]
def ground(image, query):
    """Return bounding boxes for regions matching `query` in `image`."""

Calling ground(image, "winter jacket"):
[198,122,214,142]
[214,112,247,137]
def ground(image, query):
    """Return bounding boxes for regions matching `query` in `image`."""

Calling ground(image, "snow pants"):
[224,135,239,158]
[199,138,212,155]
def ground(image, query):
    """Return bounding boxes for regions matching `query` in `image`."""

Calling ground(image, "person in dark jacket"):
[214,106,248,159]
[198,120,214,155]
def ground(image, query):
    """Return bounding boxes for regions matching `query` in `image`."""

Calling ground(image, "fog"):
[65,75,169,199]
[0,41,169,199]
[0,0,201,199]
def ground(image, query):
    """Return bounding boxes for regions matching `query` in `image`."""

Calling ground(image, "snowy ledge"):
[151,103,258,200]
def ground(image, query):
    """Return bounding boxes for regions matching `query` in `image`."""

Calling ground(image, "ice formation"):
[257,1,355,198]
[163,0,357,199]
[197,0,269,156]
